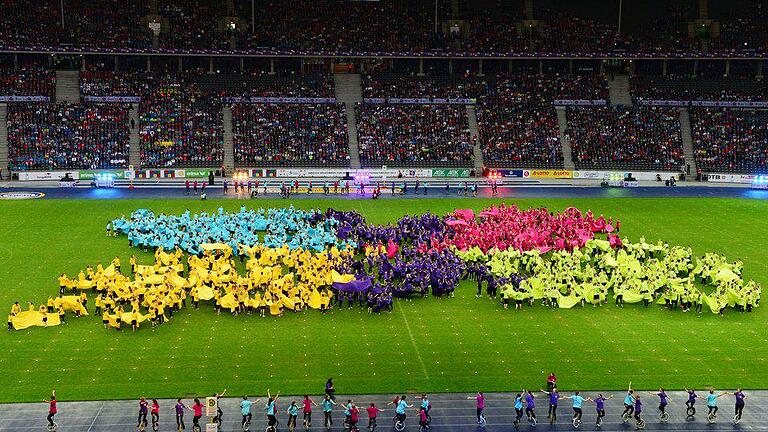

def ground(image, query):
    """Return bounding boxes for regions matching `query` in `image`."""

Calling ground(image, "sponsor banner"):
[571,170,602,179]
[364,98,475,105]
[78,170,126,180]
[0,191,45,200]
[638,100,768,108]
[552,99,607,106]
[707,173,756,184]
[573,170,679,181]
[270,168,433,178]
[495,169,524,178]
[431,168,471,178]
[182,168,215,178]
[222,97,336,104]
[523,169,573,179]
[0,96,50,102]
[18,171,79,181]
[83,96,140,103]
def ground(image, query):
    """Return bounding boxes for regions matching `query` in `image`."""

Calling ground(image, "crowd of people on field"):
[565,106,684,170]
[8,103,129,170]
[233,103,350,167]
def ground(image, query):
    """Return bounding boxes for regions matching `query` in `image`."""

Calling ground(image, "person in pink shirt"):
[191,398,204,429]
[44,390,57,429]
[467,392,485,424]
[367,403,384,430]
[302,395,318,428]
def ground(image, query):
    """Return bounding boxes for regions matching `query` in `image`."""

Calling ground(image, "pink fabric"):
[386,239,399,258]
[445,204,619,253]
[453,209,475,222]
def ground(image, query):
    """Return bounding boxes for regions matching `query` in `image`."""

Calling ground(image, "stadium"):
[0,0,767,430]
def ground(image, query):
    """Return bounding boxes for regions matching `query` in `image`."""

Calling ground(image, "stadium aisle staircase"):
[128,104,141,168]
[0,103,8,175]
[679,107,697,176]
[555,106,575,171]
[608,74,633,107]
[333,74,362,169]
[222,105,235,171]
[466,105,484,174]
[55,70,80,104]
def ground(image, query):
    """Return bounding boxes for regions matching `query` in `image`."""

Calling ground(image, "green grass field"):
[0,197,767,403]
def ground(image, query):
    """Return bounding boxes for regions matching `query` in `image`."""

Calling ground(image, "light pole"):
[617,0,622,35]
[60,0,65,28]
[251,0,255,34]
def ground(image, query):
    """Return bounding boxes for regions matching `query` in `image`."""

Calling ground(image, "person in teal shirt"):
[241,396,259,428]
[322,395,336,428]
[705,390,724,418]
[567,392,591,423]
[265,390,280,428]
[287,400,300,430]
[394,395,413,424]
[514,393,524,425]
[343,399,353,425]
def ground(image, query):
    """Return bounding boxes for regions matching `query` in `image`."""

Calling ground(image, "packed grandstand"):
[0,0,766,176]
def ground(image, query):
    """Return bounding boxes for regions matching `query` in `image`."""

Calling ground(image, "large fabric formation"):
[110,207,354,255]
[455,237,760,314]
[11,310,62,330]
[50,244,358,330]
[11,205,762,331]
[444,204,618,253]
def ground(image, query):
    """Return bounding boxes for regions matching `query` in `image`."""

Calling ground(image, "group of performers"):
[458,235,760,314]
[10,205,762,330]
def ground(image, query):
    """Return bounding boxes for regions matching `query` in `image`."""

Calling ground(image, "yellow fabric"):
[12,311,61,330]
[331,270,355,284]
[53,296,89,316]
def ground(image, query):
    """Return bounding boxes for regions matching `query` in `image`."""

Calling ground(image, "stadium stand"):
[138,72,223,168]
[356,103,473,168]
[232,103,349,167]
[690,108,768,174]
[565,106,684,171]
[8,103,129,170]
[0,67,56,98]
[630,75,768,103]
[477,74,608,168]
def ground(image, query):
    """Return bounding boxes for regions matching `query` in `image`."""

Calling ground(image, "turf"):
[0,197,766,403]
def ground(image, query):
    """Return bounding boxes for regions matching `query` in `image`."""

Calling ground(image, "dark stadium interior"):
[0,0,766,176]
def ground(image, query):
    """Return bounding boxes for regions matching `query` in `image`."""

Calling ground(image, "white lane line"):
[86,402,104,432]
[398,302,429,380]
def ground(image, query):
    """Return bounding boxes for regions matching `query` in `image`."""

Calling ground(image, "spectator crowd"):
[565,106,685,171]
[356,103,473,167]
[138,72,223,168]
[0,67,55,97]
[8,103,129,170]
[233,103,349,167]
[0,0,765,56]
[690,108,768,173]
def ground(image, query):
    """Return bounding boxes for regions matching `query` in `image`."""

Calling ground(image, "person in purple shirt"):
[684,388,698,418]
[540,387,560,424]
[591,394,612,427]
[175,398,186,431]
[647,388,669,419]
[633,394,643,424]
[731,389,746,421]
[524,390,537,424]
[467,392,485,424]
